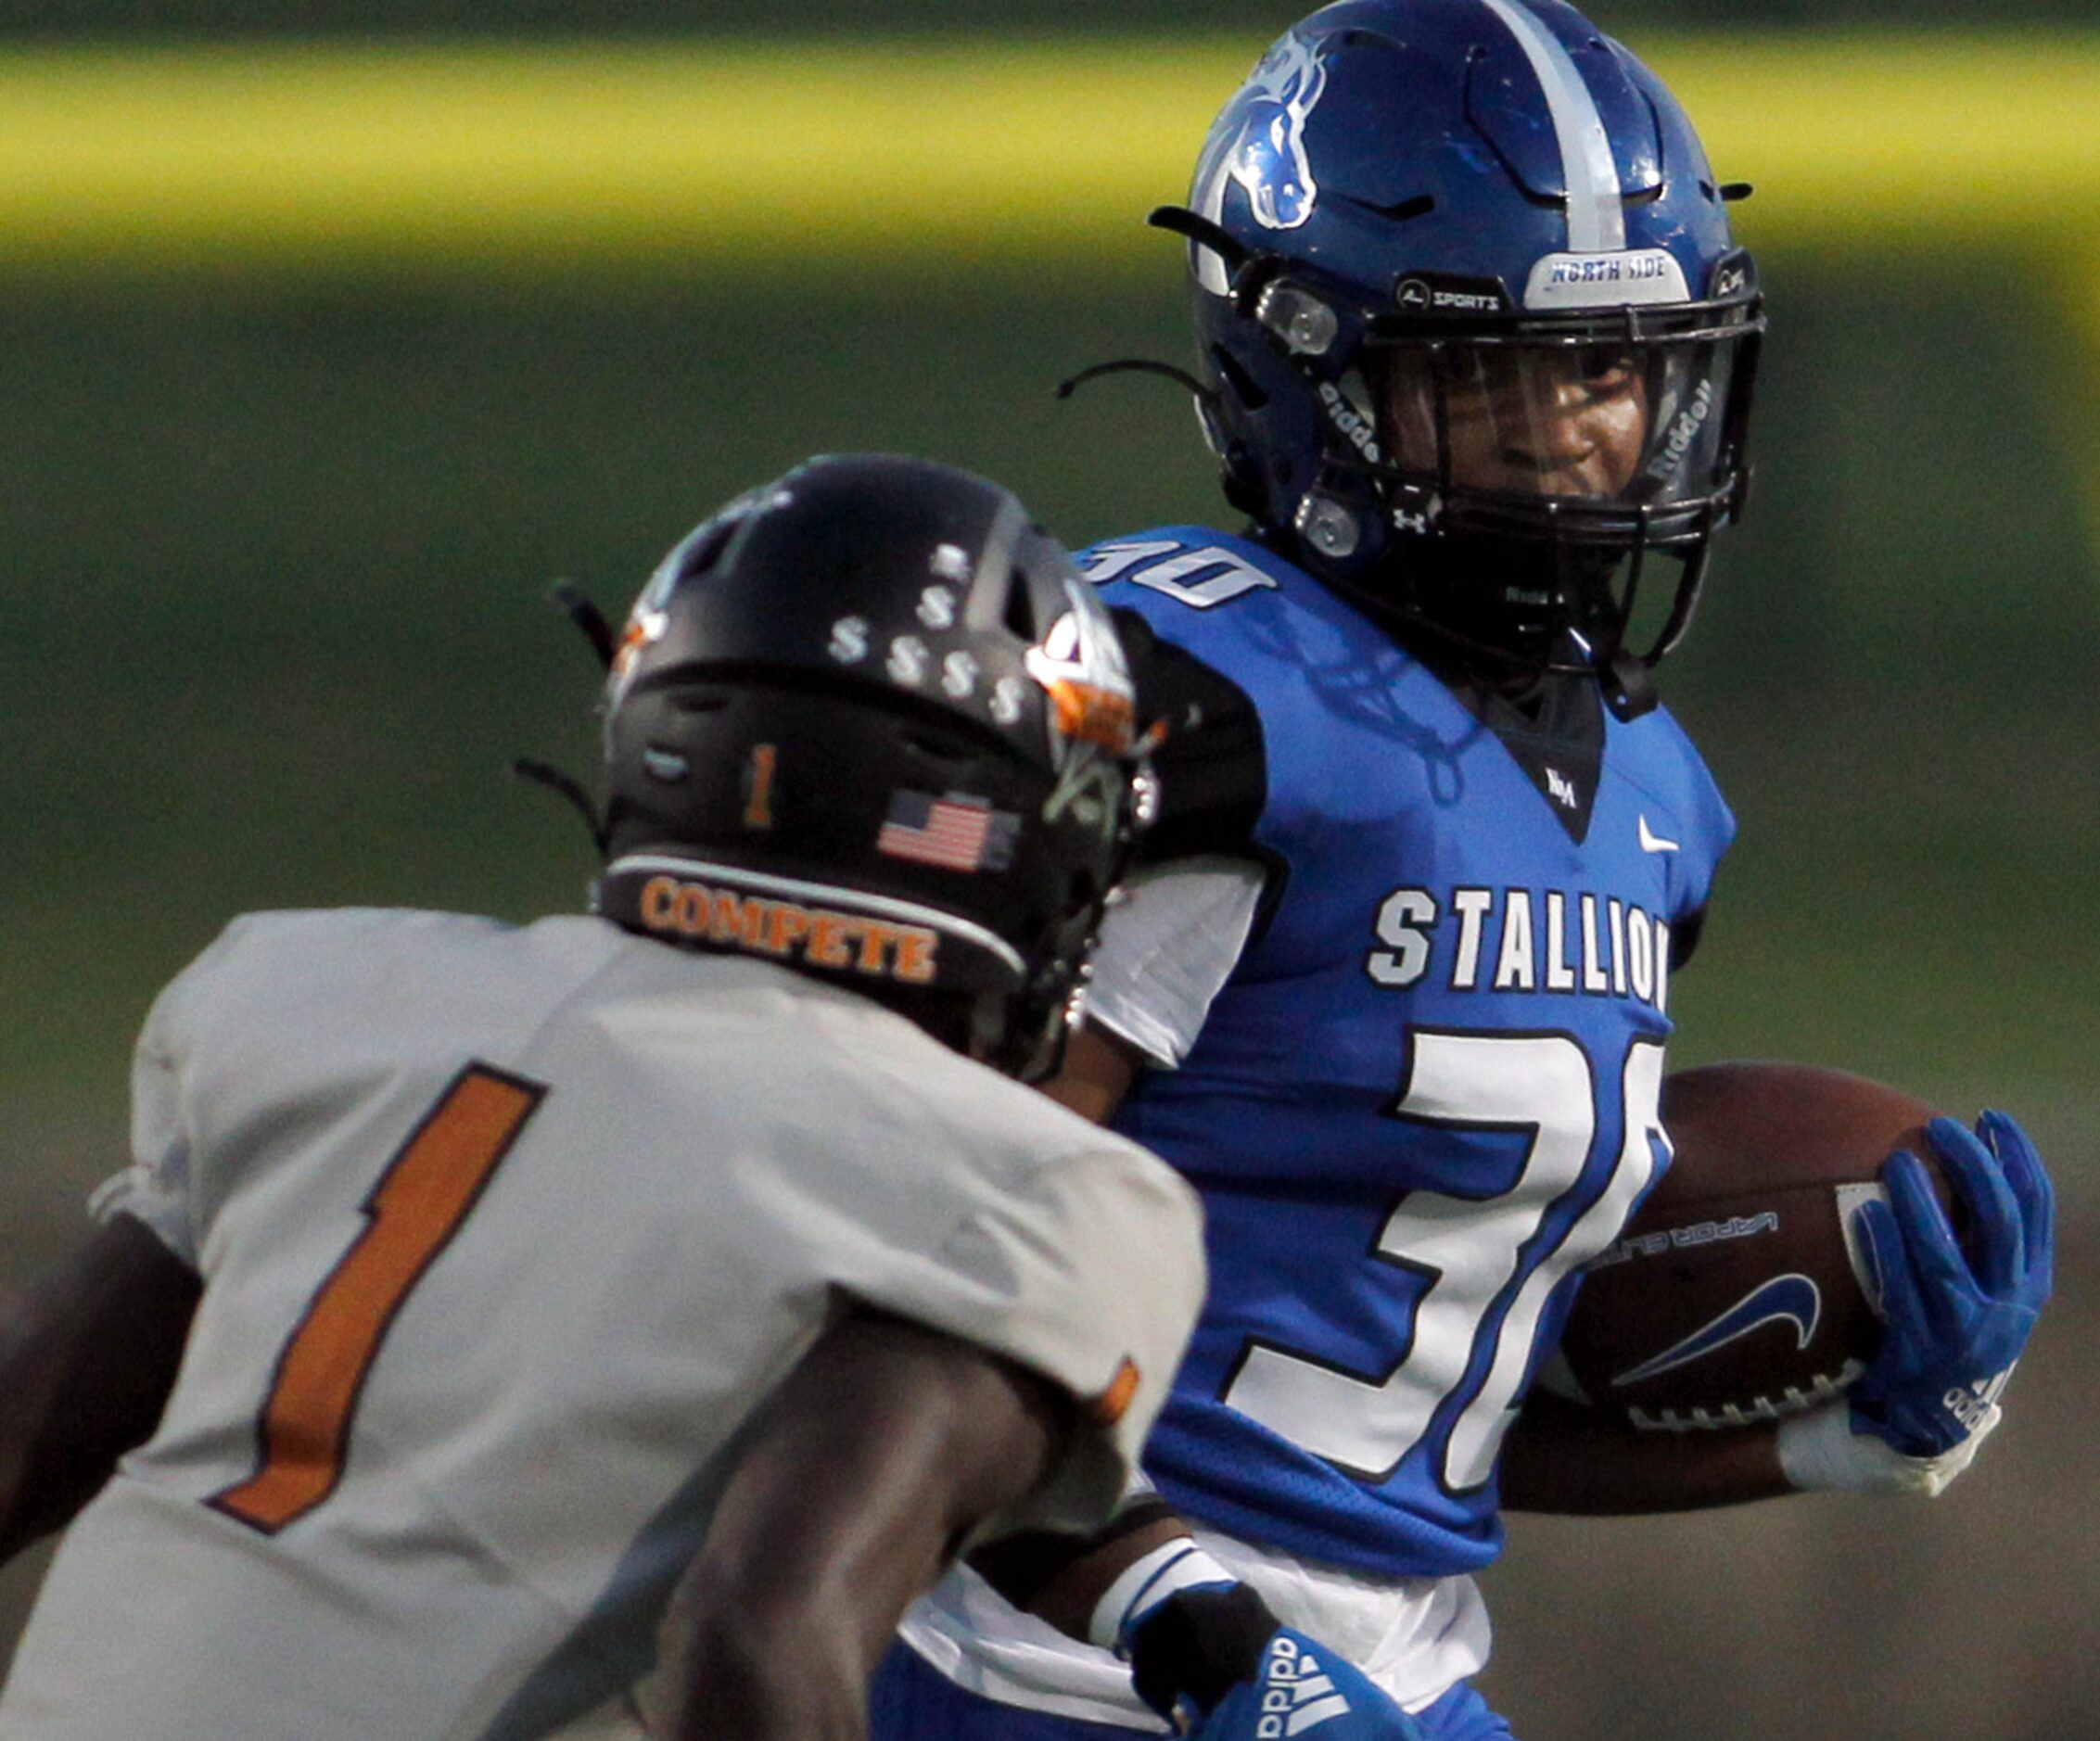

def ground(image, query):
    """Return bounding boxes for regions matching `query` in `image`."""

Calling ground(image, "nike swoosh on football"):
[1610,1274,1823,1388]
[1638,815,1680,853]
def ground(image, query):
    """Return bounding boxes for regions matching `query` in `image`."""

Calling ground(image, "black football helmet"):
[594,454,1150,1081]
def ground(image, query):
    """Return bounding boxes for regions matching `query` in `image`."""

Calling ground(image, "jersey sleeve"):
[1083,858,1266,1068]
[94,921,257,1268]
[1111,605,1267,868]
[851,1144,1206,1540]
[1079,599,1271,1067]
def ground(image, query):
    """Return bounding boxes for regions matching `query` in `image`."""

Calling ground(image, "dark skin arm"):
[1498,1392,1790,1514]
[652,1309,1076,1741]
[1036,1023,1143,1125]
[0,1213,200,1565]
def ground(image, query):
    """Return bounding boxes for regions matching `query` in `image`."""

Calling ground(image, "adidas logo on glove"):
[1254,1634,1353,1737]
[1941,1364,2014,1437]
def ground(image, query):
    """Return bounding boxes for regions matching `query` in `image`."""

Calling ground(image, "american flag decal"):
[876,792,1017,873]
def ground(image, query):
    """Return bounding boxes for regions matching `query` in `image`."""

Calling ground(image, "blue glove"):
[1122,1582,1424,1740]
[1187,1628,1427,1741]
[1850,1111,2053,1456]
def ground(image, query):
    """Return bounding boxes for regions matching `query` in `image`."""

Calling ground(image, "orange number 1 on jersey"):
[210,1062,546,1533]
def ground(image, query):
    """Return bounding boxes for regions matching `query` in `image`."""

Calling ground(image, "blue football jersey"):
[1082,527,1735,1578]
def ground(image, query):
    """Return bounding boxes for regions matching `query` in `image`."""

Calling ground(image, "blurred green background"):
[2,5,2094,1738]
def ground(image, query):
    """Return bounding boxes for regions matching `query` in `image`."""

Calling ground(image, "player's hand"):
[1182,1627,1427,1741]
[1849,1111,2052,1459]
[1122,1582,1423,1739]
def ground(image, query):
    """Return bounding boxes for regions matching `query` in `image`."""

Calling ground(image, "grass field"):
[5,264,2091,1103]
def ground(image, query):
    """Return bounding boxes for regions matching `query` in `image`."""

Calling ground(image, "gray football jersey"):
[0,909,1203,1741]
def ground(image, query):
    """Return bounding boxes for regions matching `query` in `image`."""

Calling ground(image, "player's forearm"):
[1033,1022,1144,1125]
[0,1214,198,1562]
[655,1503,947,1741]
[1498,1391,1791,1515]
[652,1312,1068,1739]
[653,1595,874,1741]
[969,1502,1195,1641]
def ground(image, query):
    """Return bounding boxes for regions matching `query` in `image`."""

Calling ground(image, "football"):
[1556,1061,1945,1432]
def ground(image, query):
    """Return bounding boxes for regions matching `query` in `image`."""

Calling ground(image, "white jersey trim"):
[896,1522,1492,1727]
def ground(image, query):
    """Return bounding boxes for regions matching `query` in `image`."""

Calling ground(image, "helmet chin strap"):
[511,757,608,856]
[507,582,619,856]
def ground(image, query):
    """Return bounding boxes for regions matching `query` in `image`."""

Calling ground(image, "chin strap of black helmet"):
[552,579,618,669]
[506,581,614,856]
[510,758,606,857]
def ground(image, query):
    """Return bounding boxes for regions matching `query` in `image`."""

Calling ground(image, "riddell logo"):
[1316,382,1381,463]
[1254,1635,1352,1736]
[1644,378,1715,483]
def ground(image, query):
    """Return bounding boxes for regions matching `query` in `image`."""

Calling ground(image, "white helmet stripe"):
[1477,0,1625,253]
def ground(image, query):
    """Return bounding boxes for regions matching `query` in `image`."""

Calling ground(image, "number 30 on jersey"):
[1223,1032,1669,1492]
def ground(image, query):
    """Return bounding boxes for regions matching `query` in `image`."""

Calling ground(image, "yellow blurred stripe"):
[1651,38,2100,253]
[0,41,1226,274]
[0,35,2095,275]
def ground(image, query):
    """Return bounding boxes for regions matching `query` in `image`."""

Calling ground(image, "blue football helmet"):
[1160,0,1763,712]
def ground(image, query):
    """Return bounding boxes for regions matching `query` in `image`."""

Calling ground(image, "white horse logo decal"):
[1191,34,1330,291]
[1232,36,1329,228]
